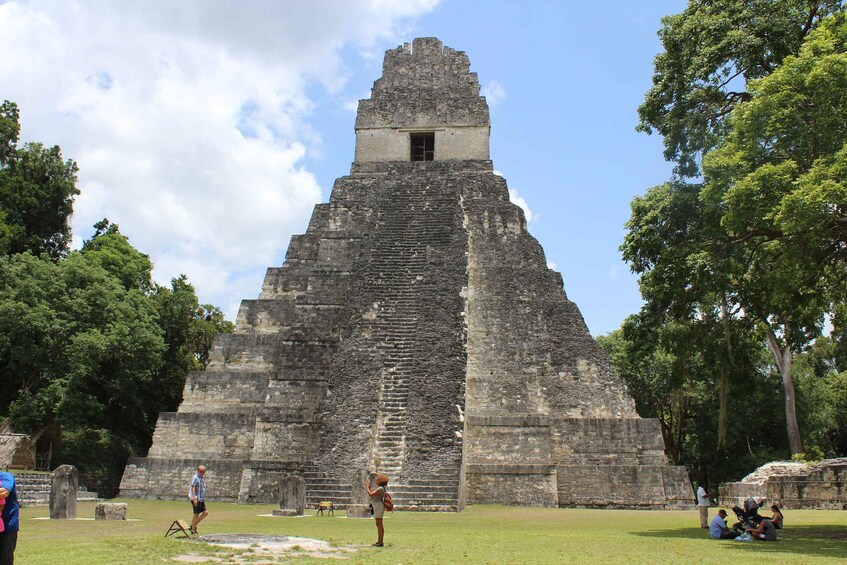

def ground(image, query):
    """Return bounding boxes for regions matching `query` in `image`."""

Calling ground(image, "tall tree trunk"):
[765,325,804,455]
[718,293,733,447]
[717,365,728,447]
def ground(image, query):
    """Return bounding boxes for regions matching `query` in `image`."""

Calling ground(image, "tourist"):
[188,465,209,535]
[364,472,388,547]
[0,470,19,565]
[768,504,784,529]
[708,509,736,539]
[696,483,712,528]
[746,518,777,541]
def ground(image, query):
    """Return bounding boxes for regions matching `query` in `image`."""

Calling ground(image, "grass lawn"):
[16,500,847,564]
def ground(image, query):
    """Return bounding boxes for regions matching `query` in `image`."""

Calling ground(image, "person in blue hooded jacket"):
[0,471,19,565]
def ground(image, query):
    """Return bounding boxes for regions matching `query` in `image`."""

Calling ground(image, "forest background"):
[2,0,846,495]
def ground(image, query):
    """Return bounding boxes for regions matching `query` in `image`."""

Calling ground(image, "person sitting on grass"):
[709,509,736,540]
[768,504,784,529]
[746,518,777,541]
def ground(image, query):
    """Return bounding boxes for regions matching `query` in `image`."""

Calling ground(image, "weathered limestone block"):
[50,464,78,519]
[346,504,371,518]
[351,469,370,505]
[95,503,127,520]
[279,475,305,515]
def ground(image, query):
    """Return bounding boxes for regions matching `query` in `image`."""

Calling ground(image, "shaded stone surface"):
[350,469,370,505]
[121,37,691,510]
[95,502,127,520]
[50,464,78,519]
[278,475,305,515]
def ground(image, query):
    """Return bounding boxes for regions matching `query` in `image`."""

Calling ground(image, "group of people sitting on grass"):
[709,497,784,541]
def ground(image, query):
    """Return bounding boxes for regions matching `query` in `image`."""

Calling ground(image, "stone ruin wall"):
[720,459,847,510]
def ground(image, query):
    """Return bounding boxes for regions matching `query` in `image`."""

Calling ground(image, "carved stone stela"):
[120,38,691,510]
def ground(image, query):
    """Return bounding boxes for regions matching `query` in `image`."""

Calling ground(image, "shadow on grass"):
[633,526,847,560]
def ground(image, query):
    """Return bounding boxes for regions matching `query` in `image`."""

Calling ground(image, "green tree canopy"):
[0,100,79,260]
[628,7,847,456]
[637,0,843,177]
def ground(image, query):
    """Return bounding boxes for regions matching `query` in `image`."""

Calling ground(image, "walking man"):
[0,470,19,565]
[188,465,208,535]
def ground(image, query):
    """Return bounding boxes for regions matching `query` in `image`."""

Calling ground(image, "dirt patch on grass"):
[172,533,359,562]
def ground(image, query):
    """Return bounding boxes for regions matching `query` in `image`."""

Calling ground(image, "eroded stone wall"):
[720,459,847,510]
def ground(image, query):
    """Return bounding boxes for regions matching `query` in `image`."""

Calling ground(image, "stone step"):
[304,484,348,493]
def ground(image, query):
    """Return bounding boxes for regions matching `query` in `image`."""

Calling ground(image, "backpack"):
[383,490,394,512]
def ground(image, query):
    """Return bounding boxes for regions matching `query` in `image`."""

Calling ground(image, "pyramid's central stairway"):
[121,38,691,510]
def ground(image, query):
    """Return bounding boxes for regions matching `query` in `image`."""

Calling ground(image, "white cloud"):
[547,260,557,270]
[609,266,621,281]
[508,188,535,224]
[481,80,507,108]
[0,0,439,319]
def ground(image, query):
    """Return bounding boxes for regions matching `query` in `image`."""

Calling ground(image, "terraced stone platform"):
[121,37,691,510]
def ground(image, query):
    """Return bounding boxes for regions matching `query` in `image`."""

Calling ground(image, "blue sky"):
[0,0,687,336]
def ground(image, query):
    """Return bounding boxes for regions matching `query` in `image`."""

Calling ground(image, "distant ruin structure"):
[120,38,691,510]
[720,459,847,510]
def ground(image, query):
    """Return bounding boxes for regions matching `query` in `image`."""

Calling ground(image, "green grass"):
[16,500,847,564]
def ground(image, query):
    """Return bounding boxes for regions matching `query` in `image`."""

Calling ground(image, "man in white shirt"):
[697,484,711,528]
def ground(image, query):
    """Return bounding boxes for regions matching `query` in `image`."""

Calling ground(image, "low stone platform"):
[188,534,357,560]
[271,509,297,517]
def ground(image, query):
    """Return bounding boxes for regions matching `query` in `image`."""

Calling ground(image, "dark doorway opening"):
[410,133,434,161]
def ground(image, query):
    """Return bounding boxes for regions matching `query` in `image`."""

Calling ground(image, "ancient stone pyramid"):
[121,37,691,510]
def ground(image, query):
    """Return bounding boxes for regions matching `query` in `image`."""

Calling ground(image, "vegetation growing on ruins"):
[0,102,232,491]
[611,1,847,486]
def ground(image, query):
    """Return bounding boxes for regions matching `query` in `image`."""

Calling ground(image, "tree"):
[82,219,154,292]
[637,0,843,177]
[698,12,847,453]
[0,99,235,488]
[599,312,787,488]
[0,100,79,260]
[629,4,847,456]
[0,248,165,477]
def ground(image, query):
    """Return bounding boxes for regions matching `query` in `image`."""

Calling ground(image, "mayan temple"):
[120,38,691,510]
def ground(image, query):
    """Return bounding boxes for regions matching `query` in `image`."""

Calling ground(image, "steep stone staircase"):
[388,468,461,511]
[302,465,352,510]
[302,464,461,512]
[367,173,462,480]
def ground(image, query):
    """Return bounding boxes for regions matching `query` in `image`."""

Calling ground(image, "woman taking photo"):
[365,473,389,547]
